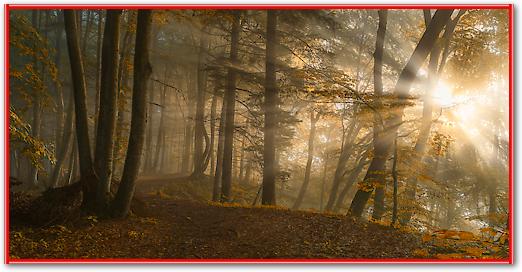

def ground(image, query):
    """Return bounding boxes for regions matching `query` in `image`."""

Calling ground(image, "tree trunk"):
[63,10,98,210]
[94,10,103,130]
[145,81,155,171]
[262,10,278,206]
[348,9,453,218]
[192,33,210,177]
[371,9,388,221]
[391,137,399,224]
[112,10,153,218]
[212,96,226,201]
[220,11,241,202]
[181,72,195,173]
[153,68,167,171]
[94,10,122,211]
[51,95,74,187]
[209,86,219,175]
[293,111,319,209]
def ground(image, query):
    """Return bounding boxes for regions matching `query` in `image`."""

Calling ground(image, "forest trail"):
[10,176,423,259]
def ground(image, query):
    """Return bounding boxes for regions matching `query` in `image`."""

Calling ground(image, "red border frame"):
[3,4,514,264]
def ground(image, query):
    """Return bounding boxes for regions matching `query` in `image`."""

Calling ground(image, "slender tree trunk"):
[348,9,453,218]
[212,97,226,201]
[112,9,153,218]
[293,111,319,209]
[94,10,122,211]
[145,81,155,171]
[371,10,388,221]
[64,10,98,210]
[94,10,103,132]
[391,137,399,224]
[153,68,167,171]
[220,11,241,202]
[209,87,219,175]
[262,10,278,205]
[51,95,74,187]
[181,72,195,173]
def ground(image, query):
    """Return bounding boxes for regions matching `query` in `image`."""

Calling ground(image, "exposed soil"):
[9,176,423,260]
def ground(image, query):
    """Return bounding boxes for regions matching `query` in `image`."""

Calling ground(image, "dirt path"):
[9,176,423,260]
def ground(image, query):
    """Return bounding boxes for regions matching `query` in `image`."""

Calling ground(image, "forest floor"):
[8,175,505,260]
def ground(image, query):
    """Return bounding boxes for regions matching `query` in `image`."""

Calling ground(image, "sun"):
[432,81,454,107]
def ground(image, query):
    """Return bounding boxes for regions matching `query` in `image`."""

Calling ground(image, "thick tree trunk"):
[293,111,319,209]
[192,34,210,177]
[220,11,241,202]
[63,10,98,210]
[262,10,278,205]
[371,10,388,221]
[112,10,153,218]
[94,10,122,211]
[348,9,453,218]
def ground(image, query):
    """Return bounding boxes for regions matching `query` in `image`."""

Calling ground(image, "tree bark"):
[112,9,153,218]
[51,95,74,187]
[209,86,219,175]
[220,11,241,202]
[192,33,210,177]
[94,10,122,211]
[262,10,278,206]
[64,10,97,210]
[213,96,226,201]
[348,9,453,218]
[371,9,388,221]
[293,111,319,209]
[391,137,399,224]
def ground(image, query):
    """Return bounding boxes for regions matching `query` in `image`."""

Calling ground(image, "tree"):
[262,10,278,205]
[63,10,98,210]
[112,9,153,218]
[293,110,320,209]
[94,10,122,211]
[220,11,241,202]
[192,32,210,178]
[370,9,388,221]
[348,9,454,218]
[400,10,466,225]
